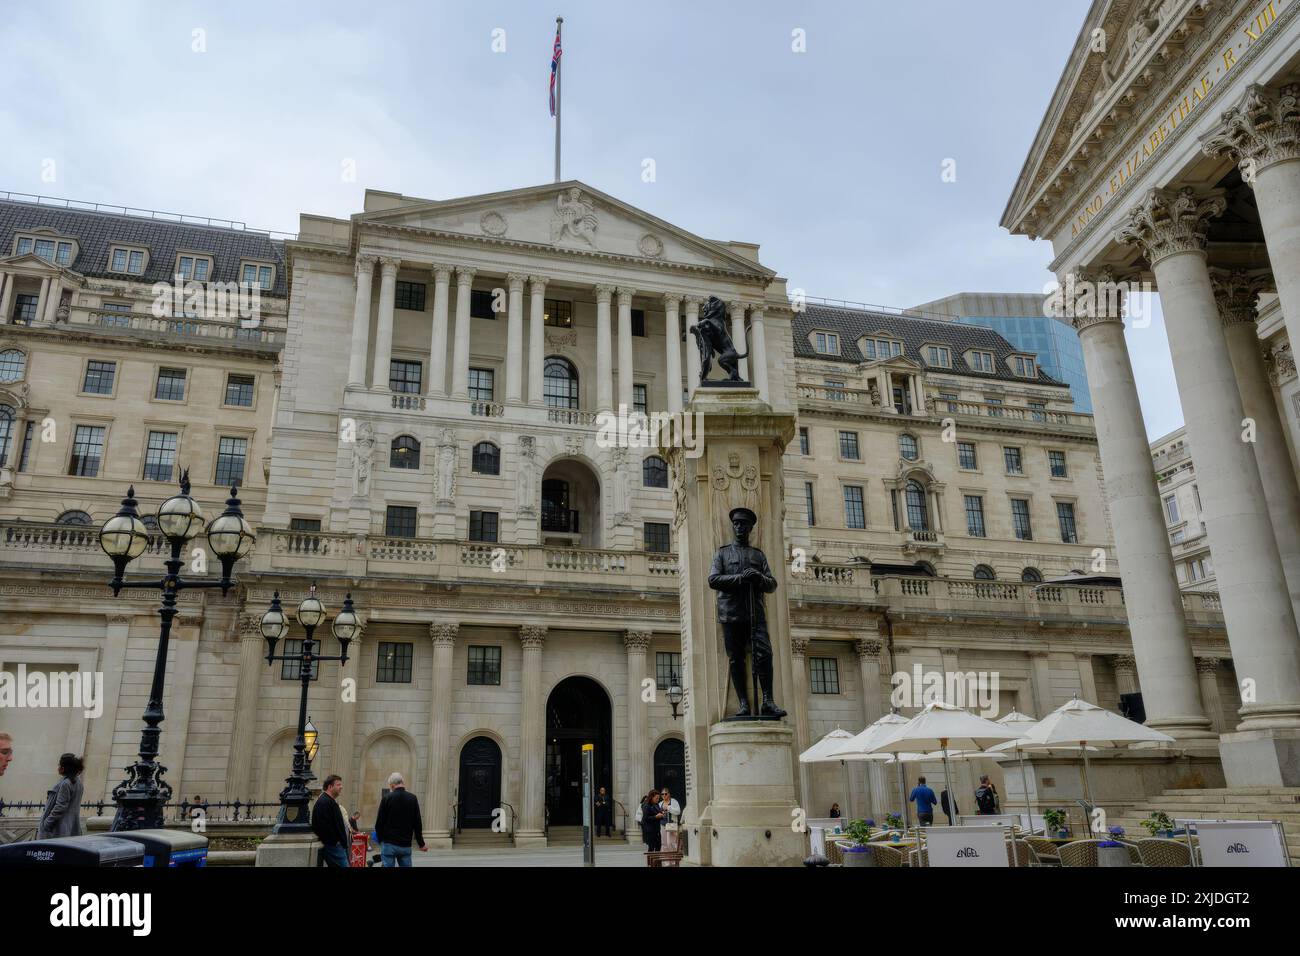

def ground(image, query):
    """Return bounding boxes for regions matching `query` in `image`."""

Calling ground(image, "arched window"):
[0,405,13,467]
[898,434,919,462]
[1021,567,1043,583]
[390,435,420,469]
[0,349,25,382]
[543,356,579,409]
[973,564,996,580]
[642,455,668,488]
[56,510,93,525]
[905,479,929,531]
[472,441,500,475]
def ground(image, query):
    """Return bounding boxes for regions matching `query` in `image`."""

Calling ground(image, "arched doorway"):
[457,736,502,830]
[653,738,686,811]
[545,676,612,826]
[359,733,413,825]
[541,459,602,548]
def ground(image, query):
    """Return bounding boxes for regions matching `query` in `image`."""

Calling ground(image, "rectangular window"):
[543,299,572,328]
[470,289,496,319]
[1011,498,1033,541]
[957,441,978,470]
[34,239,55,261]
[644,522,671,553]
[925,345,951,367]
[280,639,319,681]
[376,642,414,683]
[1048,450,1068,478]
[655,651,682,690]
[1170,528,1186,544]
[941,391,959,413]
[805,481,816,527]
[633,384,648,415]
[810,658,841,695]
[468,367,495,402]
[175,255,211,281]
[111,248,146,275]
[214,436,248,487]
[240,263,274,290]
[1003,447,1023,475]
[469,510,499,543]
[1028,401,1047,422]
[968,350,994,372]
[385,506,418,538]
[631,308,646,337]
[154,367,187,401]
[15,237,32,255]
[824,379,847,402]
[55,242,73,266]
[1013,356,1037,377]
[813,331,840,355]
[1164,495,1180,524]
[964,495,986,537]
[843,486,866,529]
[798,427,809,456]
[290,518,322,532]
[389,360,422,394]
[18,421,35,471]
[838,431,860,460]
[1057,501,1078,544]
[82,360,116,395]
[863,338,902,360]
[143,431,178,482]
[225,374,255,407]
[986,397,1004,418]
[467,645,502,686]
[68,425,106,477]
[394,281,427,311]
[12,294,39,325]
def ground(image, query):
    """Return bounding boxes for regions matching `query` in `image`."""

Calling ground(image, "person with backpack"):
[975,775,1000,815]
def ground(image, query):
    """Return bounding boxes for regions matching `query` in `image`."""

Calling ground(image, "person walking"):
[658,787,680,822]
[639,789,664,852]
[594,786,613,838]
[311,774,351,868]
[975,775,1000,815]
[373,772,427,867]
[37,753,85,840]
[908,776,938,827]
[940,787,960,825]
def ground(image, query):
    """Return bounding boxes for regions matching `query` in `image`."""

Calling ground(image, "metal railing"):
[499,801,516,841]
[0,190,297,239]
[0,798,280,822]
[82,309,282,347]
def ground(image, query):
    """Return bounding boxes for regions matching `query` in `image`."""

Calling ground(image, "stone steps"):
[452,830,514,848]
[1107,787,1300,861]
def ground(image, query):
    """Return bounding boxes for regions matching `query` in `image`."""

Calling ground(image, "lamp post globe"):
[156,470,206,543]
[207,485,256,570]
[298,584,326,629]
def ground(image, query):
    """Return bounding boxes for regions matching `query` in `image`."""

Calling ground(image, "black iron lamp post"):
[261,585,359,833]
[98,471,255,831]
[667,668,684,720]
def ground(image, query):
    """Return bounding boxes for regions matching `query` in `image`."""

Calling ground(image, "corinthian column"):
[1065,266,1212,740]
[855,639,888,819]
[425,622,457,848]
[428,265,452,397]
[595,285,615,412]
[516,624,548,846]
[683,296,702,400]
[371,256,400,388]
[790,638,810,809]
[1202,83,1300,355]
[451,267,476,399]
[227,614,268,800]
[1197,658,1225,734]
[623,630,651,843]
[528,276,547,406]
[663,294,683,414]
[617,287,635,412]
[347,255,376,386]
[506,273,526,404]
[729,301,748,380]
[1116,187,1300,738]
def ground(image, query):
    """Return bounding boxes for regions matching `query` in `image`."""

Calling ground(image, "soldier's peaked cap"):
[729,507,758,525]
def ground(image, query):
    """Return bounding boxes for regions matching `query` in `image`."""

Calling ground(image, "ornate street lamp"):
[262,586,358,833]
[668,668,684,720]
[99,473,252,831]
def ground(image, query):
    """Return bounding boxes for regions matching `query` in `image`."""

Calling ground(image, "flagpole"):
[554,16,563,183]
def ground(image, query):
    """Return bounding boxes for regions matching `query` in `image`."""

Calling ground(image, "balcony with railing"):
[796,380,1094,432]
[71,308,284,351]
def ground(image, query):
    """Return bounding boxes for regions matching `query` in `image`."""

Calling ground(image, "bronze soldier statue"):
[708,507,786,719]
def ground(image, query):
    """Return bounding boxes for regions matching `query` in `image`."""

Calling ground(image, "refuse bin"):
[105,829,209,867]
[349,831,369,868]
[0,835,144,868]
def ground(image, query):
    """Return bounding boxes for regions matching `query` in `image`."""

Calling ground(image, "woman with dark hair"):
[639,789,664,853]
[37,753,85,840]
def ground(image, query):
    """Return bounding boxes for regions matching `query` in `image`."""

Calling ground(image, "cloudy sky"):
[0,0,1183,438]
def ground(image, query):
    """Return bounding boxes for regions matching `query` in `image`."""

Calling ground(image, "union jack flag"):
[549,26,562,117]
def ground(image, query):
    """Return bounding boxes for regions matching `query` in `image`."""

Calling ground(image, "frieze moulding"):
[243,588,679,621]
[1201,83,1300,172]
[0,584,202,605]
[545,330,578,348]
[1114,187,1226,265]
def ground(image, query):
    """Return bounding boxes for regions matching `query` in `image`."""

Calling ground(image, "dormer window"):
[812,331,840,355]
[924,345,951,368]
[109,245,148,276]
[14,234,76,267]
[861,337,902,360]
[240,261,276,291]
[1010,355,1037,378]
[175,254,213,281]
[966,350,994,373]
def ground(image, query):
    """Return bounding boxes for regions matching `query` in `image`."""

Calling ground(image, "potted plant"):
[839,819,874,867]
[1043,808,1069,838]
[884,812,905,840]
[1139,812,1175,839]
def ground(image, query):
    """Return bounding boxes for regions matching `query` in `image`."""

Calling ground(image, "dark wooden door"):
[654,738,686,811]
[458,736,501,829]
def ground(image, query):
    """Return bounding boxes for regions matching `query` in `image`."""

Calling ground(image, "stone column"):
[516,624,548,847]
[331,616,363,797]
[1075,653,1098,703]
[663,294,683,414]
[1112,654,1139,696]
[729,300,748,380]
[595,285,615,412]
[1065,266,1213,740]
[855,639,889,819]
[1029,652,1054,718]
[617,287,635,412]
[34,276,50,325]
[1117,187,1300,743]
[505,273,526,404]
[1201,83,1300,355]
[1213,269,1300,617]
[427,265,452,397]
[750,305,769,402]
[42,276,62,324]
[227,614,266,800]
[623,630,650,843]
[425,623,457,847]
[0,272,13,325]
[684,296,702,400]
[370,257,400,389]
[451,267,476,398]
[789,638,811,810]
[528,276,547,406]
[83,613,135,800]
[1197,658,1225,734]
[347,255,376,387]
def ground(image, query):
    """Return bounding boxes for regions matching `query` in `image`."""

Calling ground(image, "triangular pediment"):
[356,181,773,278]
[0,252,67,273]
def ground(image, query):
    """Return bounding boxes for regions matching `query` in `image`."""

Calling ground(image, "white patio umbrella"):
[799,728,856,817]
[867,701,1021,825]
[1022,697,1175,804]
[823,713,914,826]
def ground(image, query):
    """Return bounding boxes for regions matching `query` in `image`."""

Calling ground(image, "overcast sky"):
[0,0,1184,439]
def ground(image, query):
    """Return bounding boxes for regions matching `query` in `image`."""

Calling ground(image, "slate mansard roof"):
[793,303,1067,388]
[0,197,287,298]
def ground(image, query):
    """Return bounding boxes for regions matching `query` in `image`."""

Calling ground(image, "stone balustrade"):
[80,309,283,349]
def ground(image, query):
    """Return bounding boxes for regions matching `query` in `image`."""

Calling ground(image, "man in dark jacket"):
[594,786,613,837]
[374,772,427,867]
[311,774,351,868]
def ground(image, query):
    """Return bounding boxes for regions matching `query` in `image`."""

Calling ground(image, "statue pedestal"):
[255,830,320,868]
[706,721,804,866]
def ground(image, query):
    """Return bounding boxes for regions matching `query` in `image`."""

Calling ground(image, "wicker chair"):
[908,847,929,867]
[1115,840,1143,865]
[1058,840,1102,867]
[1137,838,1193,868]
[1008,839,1034,867]
[865,844,906,868]
[1024,837,1062,865]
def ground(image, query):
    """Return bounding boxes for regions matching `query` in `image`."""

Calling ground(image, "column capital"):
[1268,343,1296,387]
[661,292,683,310]
[1112,653,1137,673]
[854,638,884,662]
[728,299,747,315]
[1074,651,1094,661]
[615,286,636,304]
[1114,187,1226,265]
[519,624,547,649]
[455,266,478,285]
[1201,83,1300,173]
[1210,268,1271,327]
[528,274,548,293]
[1062,267,1127,334]
[507,272,528,290]
[593,284,615,303]
[237,614,261,639]
[431,264,454,283]
[354,254,377,278]
[430,622,459,646]
[623,630,652,652]
[377,256,402,276]
[682,294,705,309]
[106,613,136,627]
[1195,656,1221,675]
[790,637,809,658]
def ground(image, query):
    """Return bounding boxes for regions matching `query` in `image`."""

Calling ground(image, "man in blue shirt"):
[909,776,938,826]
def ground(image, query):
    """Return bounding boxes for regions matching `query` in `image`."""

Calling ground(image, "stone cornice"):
[1114,187,1226,265]
[1201,83,1300,172]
